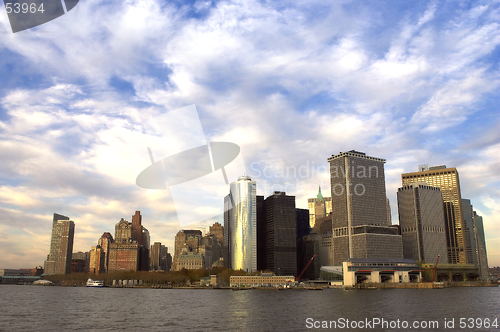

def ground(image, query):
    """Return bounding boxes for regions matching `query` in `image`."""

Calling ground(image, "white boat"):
[86,278,104,287]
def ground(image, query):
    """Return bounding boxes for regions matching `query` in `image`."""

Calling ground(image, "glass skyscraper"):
[224,176,257,273]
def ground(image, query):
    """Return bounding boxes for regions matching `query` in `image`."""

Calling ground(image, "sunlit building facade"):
[327,151,400,266]
[225,176,257,273]
[402,166,466,264]
[307,187,332,228]
[44,213,75,275]
[397,184,448,264]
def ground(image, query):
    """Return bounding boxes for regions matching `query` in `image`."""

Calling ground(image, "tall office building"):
[402,166,466,264]
[89,245,105,274]
[150,242,167,271]
[308,187,332,228]
[98,232,114,273]
[224,176,257,273]
[473,211,489,279]
[328,151,402,266]
[397,184,448,264]
[462,199,489,278]
[44,213,75,275]
[462,199,477,265]
[259,192,297,276]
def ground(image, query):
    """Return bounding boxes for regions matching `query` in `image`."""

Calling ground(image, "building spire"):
[316,185,324,202]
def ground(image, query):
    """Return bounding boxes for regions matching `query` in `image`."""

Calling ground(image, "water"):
[0,285,499,331]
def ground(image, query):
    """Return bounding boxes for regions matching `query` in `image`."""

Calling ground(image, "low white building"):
[343,258,422,287]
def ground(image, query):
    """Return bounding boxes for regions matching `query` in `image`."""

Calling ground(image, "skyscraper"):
[462,199,477,265]
[402,166,466,264]
[98,232,114,273]
[462,199,489,278]
[89,245,104,274]
[261,192,297,276]
[473,211,489,279]
[224,176,257,273]
[328,151,402,266]
[397,184,448,264]
[44,213,75,275]
[307,187,332,228]
[150,242,167,271]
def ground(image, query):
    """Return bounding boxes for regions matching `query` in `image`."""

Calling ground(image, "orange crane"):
[297,254,317,281]
[432,255,440,282]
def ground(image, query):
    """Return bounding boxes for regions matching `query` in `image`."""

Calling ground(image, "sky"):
[1,0,500,269]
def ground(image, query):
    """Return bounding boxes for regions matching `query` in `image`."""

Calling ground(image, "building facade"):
[402,166,466,264]
[172,230,202,271]
[224,176,257,273]
[44,213,75,275]
[98,232,114,273]
[107,212,149,272]
[307,187,332,228]
[89,245,105,274]
[473,211,489,279]
[397,184,448,264]
[261,192,297,276]
[327,151,401,266]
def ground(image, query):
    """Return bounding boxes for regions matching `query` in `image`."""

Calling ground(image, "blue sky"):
[1,0,500,268]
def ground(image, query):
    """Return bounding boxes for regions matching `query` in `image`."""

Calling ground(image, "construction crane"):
[432,255,440,282]
[297,254,317,281]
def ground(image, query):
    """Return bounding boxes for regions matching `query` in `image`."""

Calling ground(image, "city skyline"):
[1,1,500,269]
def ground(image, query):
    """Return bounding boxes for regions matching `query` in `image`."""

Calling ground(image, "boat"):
[86,278,104,287]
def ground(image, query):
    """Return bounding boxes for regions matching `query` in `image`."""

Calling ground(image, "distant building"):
[462,199,477,265]
[327,151,402,266]
[402,166,466,264]
[260,192,297,276]
[176,253,204,270]
[209,222,224,246]
[224,176,257,273]
[297,232,320,280]
[89,245,105,274]
[230,275,295,287]
[44,213,75,275]
[72,251,89,273]
[307,187,332,228]
[295,208,311,278]
[108,242,139,272]
[172,228,221,270]
[107,212,149,272]
[200,234,222,269]
[473,211,489,279]
[172,230,202,271]
[150,242,167,271]
[462,199,489,279]
[98,232,114,273]
[296,208,310,241]
[397,184,448,264]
